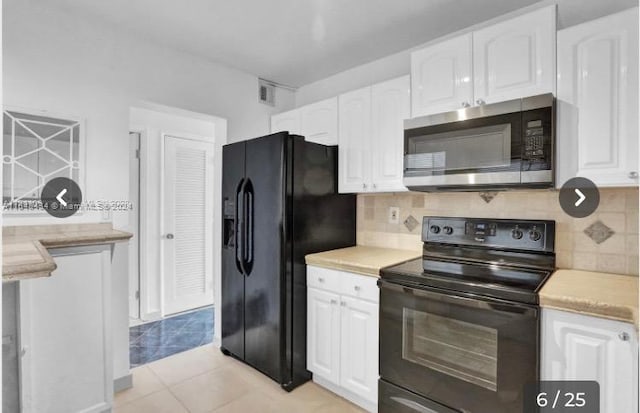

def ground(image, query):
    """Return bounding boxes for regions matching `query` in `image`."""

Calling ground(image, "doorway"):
[128,105,224,366]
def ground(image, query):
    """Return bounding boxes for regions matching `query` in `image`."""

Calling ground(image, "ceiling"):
[34,0,638,87]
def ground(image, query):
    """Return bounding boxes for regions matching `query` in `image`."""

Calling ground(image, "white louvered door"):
[163,135,215,315]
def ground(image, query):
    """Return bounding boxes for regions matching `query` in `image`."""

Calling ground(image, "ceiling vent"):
[258,79,276,106]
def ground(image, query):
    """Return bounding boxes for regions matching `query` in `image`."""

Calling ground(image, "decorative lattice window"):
[3,110,82,207]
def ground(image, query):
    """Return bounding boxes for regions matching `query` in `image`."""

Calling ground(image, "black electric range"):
[378,216,556,413]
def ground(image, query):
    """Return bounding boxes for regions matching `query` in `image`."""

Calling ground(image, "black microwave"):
[403,94,555,191]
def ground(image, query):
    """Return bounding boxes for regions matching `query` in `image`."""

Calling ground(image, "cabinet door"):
[300,98,338,145]
[542,309,638,413]
[411,33,473,117]
[307,288,341,384]
[271,109,301,135]
[340,296,379,403]
[19,247,112,413]
[339,87,371,193]
[557,8,639,187]
[473,6,556,104]
[371,76,410,192]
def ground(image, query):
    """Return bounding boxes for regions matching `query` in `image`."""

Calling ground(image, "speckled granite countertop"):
[3,223,132,282]
[540,269,638,326]
[305,245,421,277]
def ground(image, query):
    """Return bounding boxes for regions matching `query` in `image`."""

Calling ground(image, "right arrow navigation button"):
[560,177,600,218]
[574,188,586,207]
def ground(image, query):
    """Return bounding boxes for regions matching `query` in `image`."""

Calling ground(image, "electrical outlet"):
[388,207,400,224]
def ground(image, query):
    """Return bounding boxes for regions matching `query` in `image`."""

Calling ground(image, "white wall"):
[3,0,293,383]
[295,50,410,107]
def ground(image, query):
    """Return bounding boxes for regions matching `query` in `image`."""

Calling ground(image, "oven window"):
[406,123,511,175]
[402,308,498,391]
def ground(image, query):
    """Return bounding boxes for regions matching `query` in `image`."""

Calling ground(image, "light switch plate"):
[388,207,400,224]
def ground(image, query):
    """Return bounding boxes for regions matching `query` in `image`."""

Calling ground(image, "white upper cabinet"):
[371,75,410,192]
[542,309,638,413]
[473,6,556,104]
[339,86,372,193]
[300,97,338,145]
[271,109,301,135]
[271,98,338,145]
[410,6,556,116]
[411,34,473,116]
[339,76,410,193]
[557,8,639,187]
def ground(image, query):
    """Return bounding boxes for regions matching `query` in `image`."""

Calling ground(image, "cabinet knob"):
[461,101,470,108]
[475,99,485,105]
[341,301,346,307]
[354,285,361,291]
[330,299,337,305]
[318,277,325,283]
[629,171,638,179]
[372,183,377,189]
[619,332,630,341]
[165,233,174,239]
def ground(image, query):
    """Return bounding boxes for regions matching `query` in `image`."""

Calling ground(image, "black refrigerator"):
[221,132,356,391]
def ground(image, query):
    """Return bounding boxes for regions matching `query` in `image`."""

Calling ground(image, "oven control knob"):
[529,230,542,241]
[443,226,453,235]
[429,225,441,234]
[511,228,523,240]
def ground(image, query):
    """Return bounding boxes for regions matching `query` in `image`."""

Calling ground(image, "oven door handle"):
[390,396,440,413]
[379,279,537,317]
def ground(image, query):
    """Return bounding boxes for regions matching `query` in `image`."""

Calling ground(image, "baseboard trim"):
[114,373,133,393]
[313,375,377,413]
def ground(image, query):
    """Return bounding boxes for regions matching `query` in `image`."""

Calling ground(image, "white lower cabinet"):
[541,308,638,413]
[307,266,379,412]
[19,245,113,413]
[339,296,378,403]
[307,288,341,384]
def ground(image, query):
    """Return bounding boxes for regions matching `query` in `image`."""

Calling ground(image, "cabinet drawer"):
[307,266,343,293]
[341,272,379,303]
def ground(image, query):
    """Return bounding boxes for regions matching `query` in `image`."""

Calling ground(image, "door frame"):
[128,131,142,320]
[159,130,216,317]
[128,127,150,320]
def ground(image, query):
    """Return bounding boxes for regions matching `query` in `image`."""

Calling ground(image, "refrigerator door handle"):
[235,179,247,275]
[244,179,254,275]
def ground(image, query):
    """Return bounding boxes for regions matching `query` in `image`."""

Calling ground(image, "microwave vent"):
[405,152,446,170]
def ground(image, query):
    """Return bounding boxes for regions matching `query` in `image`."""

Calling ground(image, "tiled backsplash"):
[357,188,639,276]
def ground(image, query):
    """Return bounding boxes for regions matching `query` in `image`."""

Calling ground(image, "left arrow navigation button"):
[41,177,82,218]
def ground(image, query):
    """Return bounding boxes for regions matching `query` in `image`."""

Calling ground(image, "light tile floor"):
[115,343,367,413]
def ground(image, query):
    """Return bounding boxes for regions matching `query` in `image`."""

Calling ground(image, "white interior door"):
[163,135,215,315]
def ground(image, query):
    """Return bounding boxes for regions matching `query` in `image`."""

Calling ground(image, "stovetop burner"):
[381,216,556,304]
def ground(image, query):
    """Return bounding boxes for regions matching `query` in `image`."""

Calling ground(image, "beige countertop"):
[540,269,638,326]
[3,223,133,282]
[305,245,421,277]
